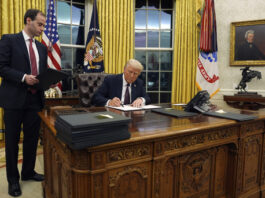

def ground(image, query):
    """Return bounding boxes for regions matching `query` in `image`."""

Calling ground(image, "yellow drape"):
[171,0,203,104]
[97,0,134,74]
[0,0,45,38]
[0,0,46,140]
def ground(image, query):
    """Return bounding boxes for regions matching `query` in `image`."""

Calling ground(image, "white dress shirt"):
[105,74,145,106]
[121,74,131,104]
[21,30,40,82]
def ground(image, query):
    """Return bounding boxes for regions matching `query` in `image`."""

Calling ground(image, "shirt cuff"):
[22,74,26,82]
[105,99,111,106]
[140,97,146,105]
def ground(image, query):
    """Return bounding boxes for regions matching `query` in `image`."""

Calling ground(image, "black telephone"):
[184,90,211,113]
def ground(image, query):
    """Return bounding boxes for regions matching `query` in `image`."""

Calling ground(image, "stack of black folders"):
[151,108,198,118]
[55,111,131,150]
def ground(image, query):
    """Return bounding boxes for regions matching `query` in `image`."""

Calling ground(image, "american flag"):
[41,0,62,91]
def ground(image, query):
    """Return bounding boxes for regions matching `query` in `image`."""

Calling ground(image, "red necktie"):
[124,83,130,105]
[29,39,37,94]
[29,39,38,76]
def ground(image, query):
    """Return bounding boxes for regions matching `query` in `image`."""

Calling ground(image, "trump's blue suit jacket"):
[91,74,151,106]
[0,32,48,109]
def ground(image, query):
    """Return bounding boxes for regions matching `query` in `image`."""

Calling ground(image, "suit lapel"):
[131,81,137,101]
[116,74,123,99]
[16,32,30,67]
[36,41,45,74]
[17,32,46,74]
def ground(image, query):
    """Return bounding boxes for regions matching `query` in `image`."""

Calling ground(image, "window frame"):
[52,0,91,94]
[134,0,175,104]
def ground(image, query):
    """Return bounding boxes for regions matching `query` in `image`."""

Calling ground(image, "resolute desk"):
[39,106,265,198]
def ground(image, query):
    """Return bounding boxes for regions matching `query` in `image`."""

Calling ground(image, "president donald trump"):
[92,59,151,107]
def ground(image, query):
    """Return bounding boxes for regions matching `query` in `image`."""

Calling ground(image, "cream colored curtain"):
[0,0,46,140]
[97,0,134,74]
[171,0,203,104]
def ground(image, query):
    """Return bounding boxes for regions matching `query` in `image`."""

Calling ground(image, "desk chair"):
[76,73,108,107]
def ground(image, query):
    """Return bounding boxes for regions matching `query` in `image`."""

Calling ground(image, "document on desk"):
[106,104,162,111]
[172,103,186,106]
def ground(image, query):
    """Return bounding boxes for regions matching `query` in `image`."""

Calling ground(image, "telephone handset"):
[184,90,211,113]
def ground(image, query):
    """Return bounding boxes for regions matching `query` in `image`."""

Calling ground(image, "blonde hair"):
[124,59,143,71]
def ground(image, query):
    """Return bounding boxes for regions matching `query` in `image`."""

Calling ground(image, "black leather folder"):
[55,111,131,132]
[56,126,130,149]
[55,111,131,149]
[203,111,257,121]
[151,108,198,118]
[34,68,69,90]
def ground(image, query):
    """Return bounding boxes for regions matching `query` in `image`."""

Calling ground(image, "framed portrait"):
[230,19,265,66]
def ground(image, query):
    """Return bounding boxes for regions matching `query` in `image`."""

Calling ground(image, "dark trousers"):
[4,92,42,184]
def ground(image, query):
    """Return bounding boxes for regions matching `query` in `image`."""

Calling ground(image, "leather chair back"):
[76,73,108,107]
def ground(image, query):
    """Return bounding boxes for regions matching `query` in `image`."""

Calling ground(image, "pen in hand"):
[120,103,124,107]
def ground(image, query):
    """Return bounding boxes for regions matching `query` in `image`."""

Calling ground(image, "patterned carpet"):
[0,143,44,198]
[0,143,43,168]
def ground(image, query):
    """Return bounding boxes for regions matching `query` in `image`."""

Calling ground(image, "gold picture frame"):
[230,19,265,66]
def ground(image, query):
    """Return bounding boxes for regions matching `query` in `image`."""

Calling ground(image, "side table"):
[223,94,265,110]
[45,95,80,107]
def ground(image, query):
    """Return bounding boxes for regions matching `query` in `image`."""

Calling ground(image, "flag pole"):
[93,0,97,38]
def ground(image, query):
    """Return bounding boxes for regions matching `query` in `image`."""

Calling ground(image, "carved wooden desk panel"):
[39,107,265,198]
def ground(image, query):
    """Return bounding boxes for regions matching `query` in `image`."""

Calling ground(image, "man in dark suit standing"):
[0,9,47,197]
[92,59,151,107]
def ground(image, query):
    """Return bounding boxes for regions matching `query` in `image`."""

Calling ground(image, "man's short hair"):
[245,29,255,39]
[125,59,143,71]
[24,9,45,25]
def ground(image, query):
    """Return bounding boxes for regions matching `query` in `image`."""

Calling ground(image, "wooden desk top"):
[39,105,265,149]
[40,104,265,198]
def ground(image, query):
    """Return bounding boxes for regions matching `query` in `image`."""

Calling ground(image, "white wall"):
[213,0,265,99]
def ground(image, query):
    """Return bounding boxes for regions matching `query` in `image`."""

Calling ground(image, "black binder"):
[34,68,69,90]
[55,111,131,149]
[152,108,198,118]
[203,111,257,121]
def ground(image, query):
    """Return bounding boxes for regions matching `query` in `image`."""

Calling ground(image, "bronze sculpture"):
[236,66,262,93]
